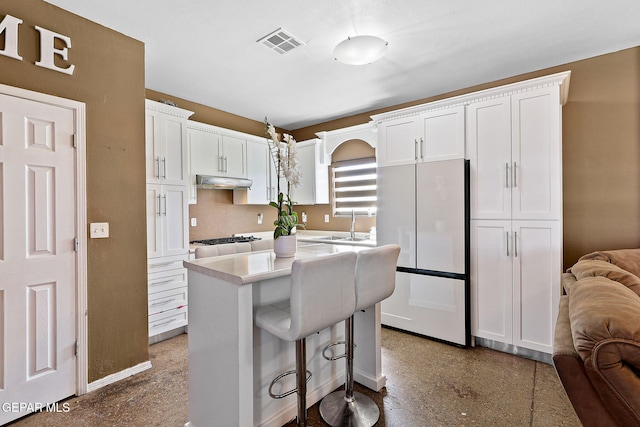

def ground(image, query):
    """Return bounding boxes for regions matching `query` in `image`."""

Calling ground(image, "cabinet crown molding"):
[186,120,266,144]
[146,99,194,118]
[371,71,571,123]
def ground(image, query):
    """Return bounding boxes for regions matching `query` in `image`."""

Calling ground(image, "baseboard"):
[474,337,553,364]
[354,369,386,391]
[86,360,153,393]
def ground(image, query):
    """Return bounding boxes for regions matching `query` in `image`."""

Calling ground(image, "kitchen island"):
[183,244,386,427]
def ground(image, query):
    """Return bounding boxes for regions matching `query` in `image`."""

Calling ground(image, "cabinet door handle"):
[506,231,510,256]
[505,163,510,188]
[162,157,167,179]
[151,298,176,307]
[157,195,162,217]
[155,157,160,179]
[219,156,223,172]
[414,139,418,161]
[224,156,228,173]
[150,279,177,287]
[514,231,518,257]
[152,318,177,328]
[162,195,167,216]
[420,137,424,160]
[512,161,517,188]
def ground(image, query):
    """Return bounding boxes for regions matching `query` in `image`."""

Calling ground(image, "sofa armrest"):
[553,296,619,426]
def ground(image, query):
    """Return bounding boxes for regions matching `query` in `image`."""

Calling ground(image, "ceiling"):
[44,0,640,130]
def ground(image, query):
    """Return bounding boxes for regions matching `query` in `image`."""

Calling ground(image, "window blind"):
[332,157,377,216]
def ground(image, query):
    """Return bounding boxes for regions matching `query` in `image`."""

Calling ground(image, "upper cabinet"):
[187,121,248,204]
[466,86,562,221]
[187,122,247,178]
[375,105,465,167]
[234,138,276,205]
[145,100,194,185]
[291,138,329,205]
[235,137,329,205]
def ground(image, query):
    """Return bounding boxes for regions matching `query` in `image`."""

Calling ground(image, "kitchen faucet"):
[350,209,356,240]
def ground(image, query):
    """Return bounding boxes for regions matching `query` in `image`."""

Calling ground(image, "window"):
[332,157,377,216]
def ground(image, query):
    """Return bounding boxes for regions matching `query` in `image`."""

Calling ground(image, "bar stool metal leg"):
[319,315,380,427]
[296,338,307,427]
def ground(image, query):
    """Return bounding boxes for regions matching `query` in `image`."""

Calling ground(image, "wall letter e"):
[35,25,75,75]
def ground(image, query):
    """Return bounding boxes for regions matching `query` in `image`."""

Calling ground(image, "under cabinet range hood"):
[196,175,252,190]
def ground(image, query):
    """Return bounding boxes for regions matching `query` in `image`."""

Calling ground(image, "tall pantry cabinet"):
[467,73,569,357]
[145,100,194,339]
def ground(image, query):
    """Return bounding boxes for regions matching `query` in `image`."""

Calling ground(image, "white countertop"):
[183,244,364,286]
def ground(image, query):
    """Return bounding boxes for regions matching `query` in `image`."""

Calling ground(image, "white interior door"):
[0,92,77,424]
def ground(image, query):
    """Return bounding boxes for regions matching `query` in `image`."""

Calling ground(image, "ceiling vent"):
[257,28,304,54]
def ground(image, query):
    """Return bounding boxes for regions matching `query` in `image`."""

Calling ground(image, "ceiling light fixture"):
[334,35,388,65]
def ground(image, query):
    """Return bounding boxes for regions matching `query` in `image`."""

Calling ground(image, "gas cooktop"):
[190,235,261,245]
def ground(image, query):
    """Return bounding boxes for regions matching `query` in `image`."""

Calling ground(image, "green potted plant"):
[265,118,303,257]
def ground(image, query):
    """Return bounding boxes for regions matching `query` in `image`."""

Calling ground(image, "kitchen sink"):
[334,236,369,242]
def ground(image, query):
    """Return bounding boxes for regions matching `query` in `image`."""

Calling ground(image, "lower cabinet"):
[148,254,188,337]
[471,219,561,354]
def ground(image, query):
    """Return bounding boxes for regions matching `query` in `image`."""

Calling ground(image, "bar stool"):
[255,251,357,427]
[319,244,401,427]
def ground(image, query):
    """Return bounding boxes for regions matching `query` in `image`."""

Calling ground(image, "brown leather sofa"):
[553,249,640,426]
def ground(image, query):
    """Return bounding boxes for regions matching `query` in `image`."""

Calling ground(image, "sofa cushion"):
[569,259,640,297]
[579,248,640,278]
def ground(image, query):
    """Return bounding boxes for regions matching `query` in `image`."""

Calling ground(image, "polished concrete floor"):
[10,328,580,426]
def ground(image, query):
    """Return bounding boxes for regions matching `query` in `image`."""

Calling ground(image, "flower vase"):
[274,234,297,258]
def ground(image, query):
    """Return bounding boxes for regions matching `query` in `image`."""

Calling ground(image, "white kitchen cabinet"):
[146,99,192,339]
[471,219,561,354]
[145,100,193,186]
[187,121,247,203]
[147,255,188,338]
[146,184,189,258]
[466,74,568,356]
[187,123,247,178]
[146,183,189,338]
[291,138,329,205]
[222,135,247,178]
[233,139,276,205]
[376,105,465,167]
[467,87,561,221]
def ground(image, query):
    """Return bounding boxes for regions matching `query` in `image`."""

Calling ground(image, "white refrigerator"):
[377,158,470,346]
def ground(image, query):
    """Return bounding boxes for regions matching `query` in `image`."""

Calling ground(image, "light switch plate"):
[90,222,109,238]
[324,214,330,223]
[191,218,197,227]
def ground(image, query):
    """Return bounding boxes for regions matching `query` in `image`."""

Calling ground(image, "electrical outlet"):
[324,214,330,223]
[257,213,263,224]
[191,218,197,227]
[90,222,109,238]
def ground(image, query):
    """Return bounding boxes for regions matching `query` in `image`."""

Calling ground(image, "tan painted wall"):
[0,1,148,382]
